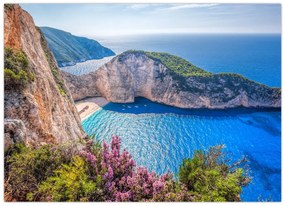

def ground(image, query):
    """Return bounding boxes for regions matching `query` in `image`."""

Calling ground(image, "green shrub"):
[4,139,251,202]
[5,144,72,201]
[178,145,250,202]
[37,156,98,201]
[144,51,210,77]
[120,50,280,97]
[4,4,14,10]
[4,68,27,82]
[4,47,34,88]
[121,50,210,77]
[57,84,67,96]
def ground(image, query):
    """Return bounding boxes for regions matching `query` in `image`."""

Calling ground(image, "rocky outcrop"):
[64,51,281,109]
[4,4,84,147]
[4,119,27,152]
[62,71,101,101]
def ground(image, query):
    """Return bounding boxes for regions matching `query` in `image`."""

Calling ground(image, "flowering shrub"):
[5,136,250,202]
[80,136,193,201]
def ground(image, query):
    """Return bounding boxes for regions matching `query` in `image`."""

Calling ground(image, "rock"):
[4,4,85,146]
[62,71,101,101]
[64,51,281,109]
[4,119,27,151]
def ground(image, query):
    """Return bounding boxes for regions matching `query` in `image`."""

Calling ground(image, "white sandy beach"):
[75,97,109,121]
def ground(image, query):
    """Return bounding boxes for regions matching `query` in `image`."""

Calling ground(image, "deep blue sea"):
[82,34,281,202]
[100,34,281,87]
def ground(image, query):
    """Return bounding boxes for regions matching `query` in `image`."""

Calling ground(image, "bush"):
[144,51,210,77]
[37,156,98,201]
[4,137,250,202]
[121,50,210,77]
[83,136,193,201]
[4,4,14,10]
[4,47,34,89]
[178,145,251,202]
[5,144,72,201]
[4,68,28,83]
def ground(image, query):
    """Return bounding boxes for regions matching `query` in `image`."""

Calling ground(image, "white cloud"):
[128,4,219,12]
[160,4,219,11]
[128,4,150,10]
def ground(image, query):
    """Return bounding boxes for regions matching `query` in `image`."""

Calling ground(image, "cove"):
[82,97,281,201]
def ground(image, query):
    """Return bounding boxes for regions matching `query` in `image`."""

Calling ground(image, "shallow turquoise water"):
[82,33,281,202]
[82,97,281,202]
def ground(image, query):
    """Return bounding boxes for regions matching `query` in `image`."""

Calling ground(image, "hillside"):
[40,27,115,67]
[4,4,84,149]
[64,50,281,109]
[122,50,210,76]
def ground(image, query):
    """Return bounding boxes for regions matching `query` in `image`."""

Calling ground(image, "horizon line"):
[38,26,281,38]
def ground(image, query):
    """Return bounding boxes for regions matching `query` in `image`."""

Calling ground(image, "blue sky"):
[20,4,281,37]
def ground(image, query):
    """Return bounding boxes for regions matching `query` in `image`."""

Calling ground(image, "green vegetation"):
[178,145,250,201]
[120,50,281,101]
[5,144,72,201]
[4,47,34,89]
[36,156,98,202]
[4,4,14,10]
[51,66,67,96]
[36,27,67,97]
[121,50,211,77]
[145,51,211,77]
[40,27,115,67]
[4,137,250,202]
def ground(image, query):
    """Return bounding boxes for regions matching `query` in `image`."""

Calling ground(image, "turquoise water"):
[82,98,281,202]
[82,34,281,202]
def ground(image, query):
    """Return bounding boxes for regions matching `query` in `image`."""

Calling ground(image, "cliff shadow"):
[102,97,281,117]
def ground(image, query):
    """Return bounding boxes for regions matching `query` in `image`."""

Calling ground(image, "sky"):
[20,3,281,38]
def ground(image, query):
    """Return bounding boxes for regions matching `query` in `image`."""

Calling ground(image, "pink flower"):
[153,180,165,194]
[84,136,187,201]
[115,191,130,201]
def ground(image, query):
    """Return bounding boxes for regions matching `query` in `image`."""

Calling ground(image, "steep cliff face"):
[62,71,101,101]
[4,4,84,148]
[64,51,281,109]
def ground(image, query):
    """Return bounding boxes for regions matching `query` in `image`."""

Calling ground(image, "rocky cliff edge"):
[4,4,85,149]
[64,50,281,109]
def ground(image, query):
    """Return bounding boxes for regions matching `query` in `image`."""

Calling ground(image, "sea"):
[68,34,281,202]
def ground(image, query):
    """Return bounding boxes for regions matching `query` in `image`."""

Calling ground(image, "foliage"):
[5,143,72,201]
[4,137,250,202]
[119,50,281,100]
[145,51,211,77]
[4,47,34,89]
[37,156,98,201]
[178,145,251,202]
[121,50,210,77]
[95,136,193,201]
[4,4,14,10]
[4,68,29,84]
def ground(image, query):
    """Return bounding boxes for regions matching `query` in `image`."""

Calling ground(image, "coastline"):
[59,56,116,75]
[75,97,109,121]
